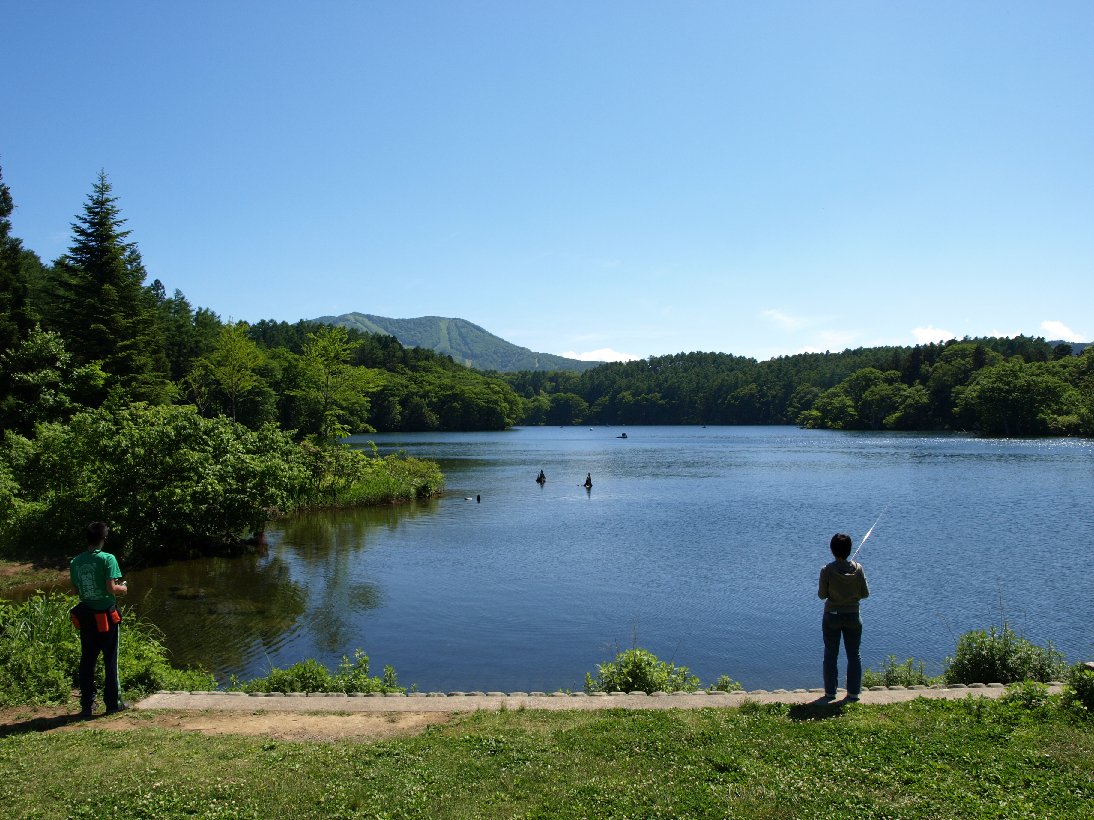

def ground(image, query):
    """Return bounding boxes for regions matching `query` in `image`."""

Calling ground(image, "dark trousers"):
[822,611,862,697]
[78,614,121,711]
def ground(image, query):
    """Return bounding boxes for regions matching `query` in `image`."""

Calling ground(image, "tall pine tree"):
[46,171,170,403]
[0,164,34,357]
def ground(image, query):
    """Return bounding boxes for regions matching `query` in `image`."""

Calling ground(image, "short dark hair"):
[830,532,853,560]
[86,521,110,546]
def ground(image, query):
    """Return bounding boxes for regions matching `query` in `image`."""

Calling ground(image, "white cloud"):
[791,330,861,355]
[815,330,859,350]
[1040,320,1085,342]
[560,348,641,362]
[760,309,805,330]
[911,325,955,344]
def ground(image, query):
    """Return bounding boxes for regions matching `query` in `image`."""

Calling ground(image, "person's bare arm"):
[108,578,128,595]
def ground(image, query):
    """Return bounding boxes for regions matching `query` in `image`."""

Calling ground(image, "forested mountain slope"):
[314,312,601,372]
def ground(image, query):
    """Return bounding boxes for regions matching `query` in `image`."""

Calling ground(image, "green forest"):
[503,338,1094,436]
[2,166,1092,559]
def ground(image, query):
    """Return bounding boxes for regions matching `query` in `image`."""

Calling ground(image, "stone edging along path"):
[136,682,1065,714]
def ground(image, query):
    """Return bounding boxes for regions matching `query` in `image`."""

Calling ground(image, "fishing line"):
[850,501,892,561]
[935,611,958,645]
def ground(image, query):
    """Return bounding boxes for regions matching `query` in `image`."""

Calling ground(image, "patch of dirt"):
[0,560,70,598]
[0,705,450,743]
[0,562,31,579]
[0,558,68,577]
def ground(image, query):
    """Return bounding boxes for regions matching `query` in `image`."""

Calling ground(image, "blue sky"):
[4,2,1092,362]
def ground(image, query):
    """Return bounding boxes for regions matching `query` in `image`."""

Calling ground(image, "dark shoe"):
[845,694,860,702]
[78,708,95,719]
[105,702,129,714]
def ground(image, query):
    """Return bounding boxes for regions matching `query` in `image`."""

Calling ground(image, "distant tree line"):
[503,340,1093,437]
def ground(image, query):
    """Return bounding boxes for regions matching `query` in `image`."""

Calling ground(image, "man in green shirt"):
[70,521,128,718]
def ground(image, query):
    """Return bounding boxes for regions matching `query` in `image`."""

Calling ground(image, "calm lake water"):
[127,426,1094,691]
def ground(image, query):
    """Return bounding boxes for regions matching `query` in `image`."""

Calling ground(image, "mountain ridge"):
[311,313,1090,373]
[311,312,604,372]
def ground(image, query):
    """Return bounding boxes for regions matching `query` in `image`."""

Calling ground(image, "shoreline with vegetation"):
[0,402,443,565]
[0,593,1091,818]
[2,590,1090,705]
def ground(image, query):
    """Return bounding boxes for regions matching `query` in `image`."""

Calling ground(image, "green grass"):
[297,451,444,509]
[0,593,216,706]
[1,699,1091,818]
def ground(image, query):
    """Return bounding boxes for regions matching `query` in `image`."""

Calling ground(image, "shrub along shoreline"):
[1,592,1091,713]
[0,403,443,565]
[1,595,1091,817]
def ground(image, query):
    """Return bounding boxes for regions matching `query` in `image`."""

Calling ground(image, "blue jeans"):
[822,611,862,697]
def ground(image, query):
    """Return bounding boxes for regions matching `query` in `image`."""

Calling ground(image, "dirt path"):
[2,683,1050,744]
[0,704,451,743]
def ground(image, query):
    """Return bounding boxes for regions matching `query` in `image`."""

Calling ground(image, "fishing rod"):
[850,502,891,561]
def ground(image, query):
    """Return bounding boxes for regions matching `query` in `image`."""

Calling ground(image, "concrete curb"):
[135,682,1065,714]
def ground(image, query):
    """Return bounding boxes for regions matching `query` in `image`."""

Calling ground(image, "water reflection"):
[127,554,307,675]
[272,507,424,654]
[277,502,441,550]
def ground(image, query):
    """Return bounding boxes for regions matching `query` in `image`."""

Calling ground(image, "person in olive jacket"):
[818,532,869,701]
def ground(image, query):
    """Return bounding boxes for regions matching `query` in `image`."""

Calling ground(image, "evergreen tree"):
[150,281,221,380]
[0,164,34,358]
[0,165,39,429]
[45,171,169,402]
[0,326,107,435]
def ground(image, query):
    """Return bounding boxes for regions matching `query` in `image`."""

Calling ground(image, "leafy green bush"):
[584,647,700,694]
[0,406,444,564]
[0,593,80,705]
[1000,680,1052,711]
[298,442,443,508]
[230,649,404,694]
[0,459,19,531]
[708,675,744,693]
[1064,663,1094,714]
[1,406,317,564]
[0,593,214,706]
[944,622,1067,685]
[246,658,332,693]
[1,403,309,560]
[863,655,940,687]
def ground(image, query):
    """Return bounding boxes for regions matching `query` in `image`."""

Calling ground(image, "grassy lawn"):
[1,699,1091,818]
